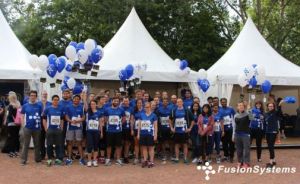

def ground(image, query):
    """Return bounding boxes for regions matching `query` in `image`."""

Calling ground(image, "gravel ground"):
[0,149,299,184]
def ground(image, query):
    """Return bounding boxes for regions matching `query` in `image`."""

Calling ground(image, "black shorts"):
[159,129,171,142]
[106,132,123,147]
[99,129,106,150]
[139,135,154,146]
[173,133,189,144]
[82,121,87,137]
[122,129,133,141]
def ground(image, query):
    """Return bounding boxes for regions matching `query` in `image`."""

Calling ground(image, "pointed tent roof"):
[97,8,197,82]
[0,10,37,79]
[208,17,300,86]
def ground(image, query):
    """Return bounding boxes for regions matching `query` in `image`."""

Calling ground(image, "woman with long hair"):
[3,92,21,157]
[131,99,144,165]
[190,102,201,164]
[198,104,214,164]
[250,101,264,162]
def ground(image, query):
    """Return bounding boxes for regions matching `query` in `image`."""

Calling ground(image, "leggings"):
[266,133,276,159]
[201,135,213,160]
[213,131,222,155]
[250,128,263,159]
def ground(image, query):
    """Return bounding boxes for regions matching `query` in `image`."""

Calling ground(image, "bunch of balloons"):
[119,64,135,81]
[197,68,210,93]
[60,76,84,94]
[284,96,296,104]
[174,58,191,76]
[237,64,266,88]
[28,38,104,94]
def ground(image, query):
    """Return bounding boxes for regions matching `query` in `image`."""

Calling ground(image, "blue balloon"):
[284,96,296,104]
[73,61,81,69]
[261,80,272,94]
[69,41,77,48]
[252,64,257,68]
[73,82,83,94]
[46,64,57,78]
[76,42,85,52]
[200,79,210,92]
[65,64,73,72]
[179,60,188,70]
[56,57,66,73]
[63,76,70,85]
[119,69,128,81]
[197,79,202,87]
[84,61,93,71]
[90,48,103,63]
[125,64,134,78]
[48,54,57,65]
[249,77,257,87]
[61,84,69,91]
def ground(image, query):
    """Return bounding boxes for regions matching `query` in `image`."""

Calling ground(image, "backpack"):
[13,108,22,125]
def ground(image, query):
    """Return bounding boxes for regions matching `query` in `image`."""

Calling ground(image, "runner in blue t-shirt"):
[132,98,144,165]
[183,90,193,109]
[42,95,64,166]
[20,90,43,165]
[219,98,235,162]
[137,102,158,168]
[65,95,85,166]
[86,100,103,167]
[104,97,126,166]
[120,97,134,164]
[157,98,172,163]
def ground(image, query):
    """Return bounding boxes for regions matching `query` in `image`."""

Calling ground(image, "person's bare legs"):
[175,144,180,160]
[116,146,122,160]
[142,146,148,162]
[183,143,188,160]
[124,141,130,158]
[134,138,140,160]
[77,141,83,158]
[149,146,155,162]
[67,141,73,159]
[106,146,111,159]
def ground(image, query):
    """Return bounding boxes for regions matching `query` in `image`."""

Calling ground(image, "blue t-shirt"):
[121,105,134,130]
[66,104,84,130]
[157,105,172,130]
[43,106,64,130]
[133,109,144,130]
[86,111,102,132]
[168,103,177,111]
[21,103,43,130]
[139,112,157,136]
[104,107,125,133]
[191,113,199,134]
[250,108,264,129]
[219,106,235,131]
[37,101,52,112]
[172,108,188,134]
[183,98,193,109]
[213,112,223,132]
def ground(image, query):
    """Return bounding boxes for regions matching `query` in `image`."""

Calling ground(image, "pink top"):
[198,115,214,136]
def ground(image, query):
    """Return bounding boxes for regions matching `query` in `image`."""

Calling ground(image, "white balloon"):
[85,39,96,55]
[56,72,64,80]
[198,68,207,79]
[244,66,255,80]
[66,77,76,89]
[65,45,77,61]
[174,58,180,66]
[77,49,88,64]
[184,67,191,75]
[256,72,266,84]
[38,55,49,70]
[28,54,38,69]
[238,74,248,87]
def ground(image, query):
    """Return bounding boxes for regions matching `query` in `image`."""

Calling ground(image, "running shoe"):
[20,160,26,166]
[123,157,129,164]
[105,159,112,166]
[184,159,189,165]
[65,158,73,166]
[87,161,92,167]
[46,159,52,167]
[133,158,139,165]
[148,162,154,168]
[55,159,63,165]
[79,158,86,166]
[216,157,221,164]
[115,159,124,166]
[192,158,198,164]
[172,158,179,164]
[142,161,148,168]
[92,160,98,167]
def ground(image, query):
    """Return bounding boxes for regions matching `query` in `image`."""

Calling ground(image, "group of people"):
[0,88,284,168]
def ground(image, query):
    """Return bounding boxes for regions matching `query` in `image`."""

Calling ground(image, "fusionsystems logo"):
[197,162,297,181]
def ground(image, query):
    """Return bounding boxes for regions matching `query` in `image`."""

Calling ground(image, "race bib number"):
[160,116,169,126]
[108,115,120,125]
[223,116,232,125]
[141,120,151,130]
[135,120,139,129]
[125,112,130,122]
[50,116,60,126]
[88,120,99,130]
[175,118,186,128]
[214,122,220,132]
[72,116,81,127]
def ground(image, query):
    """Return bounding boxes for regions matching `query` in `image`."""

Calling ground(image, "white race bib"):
[175,118,186,128]
[88,120,99,130]
[108,115,120,125]
[214,122,220,132]
[72,116,81,127]
[125,112,131,122]
[160,116,169,126]
[50,116,60,126]
[223,116,232,125]
[141,120,151,130]
[135,120,139,129]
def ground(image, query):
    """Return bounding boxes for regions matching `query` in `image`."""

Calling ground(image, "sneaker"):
[133,158,139,165]
[171,156,177,161]
[87,161,92,167]
[115,159,123,166]
[216,157,221,164]
[184,159,189,165]
[105,159,112,166]
[266,163,274,168]
[92,160,98,167]
[192,158,198,164]
[99,157,105,164]
[258,159,262,162]
[8,152,14,158]
[197,159,203,165]
[14,152,19,157]
[172,158,179,164]
[46,159,52,167]
[148,162,154,168]
[79,158,86,166]
[161,160,167,165]
[272,161,277,165]
[21,160,27,166]
[65,158,73,166]
[162,156,167,162]
[142,161,148,168]
[222,156,228,162]
[123,157,129,164]
[54,159,63,165]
